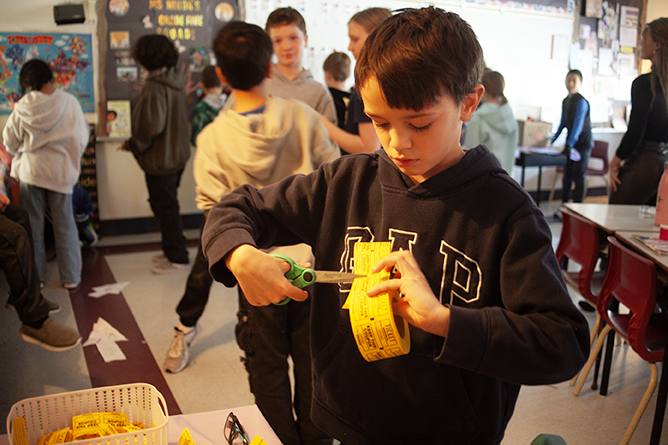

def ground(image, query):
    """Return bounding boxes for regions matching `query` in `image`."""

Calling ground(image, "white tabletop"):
[563,203,659,233]
[615,230,668,272]
[167,405,281,445]
[1,405,281,445]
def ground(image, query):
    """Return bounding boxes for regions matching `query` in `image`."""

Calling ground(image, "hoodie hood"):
[13,89,71,133]
[377,145,506,198]
[148,66,184,91]
[473,102,516,135]
[193,95,339,210]
[269,64,313,85]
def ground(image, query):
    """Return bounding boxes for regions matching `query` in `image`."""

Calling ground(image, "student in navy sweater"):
[202,8,589,444]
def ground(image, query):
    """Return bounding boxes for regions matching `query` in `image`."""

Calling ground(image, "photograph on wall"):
[116,66,137,82]
[114,50,134,66]
[0,32,94,114]
[189,46,209,72]
[110,31,130,49]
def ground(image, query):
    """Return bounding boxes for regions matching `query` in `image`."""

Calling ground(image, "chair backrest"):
[599,236,660,362]
[586,140,609,175]
[555,207,601,303]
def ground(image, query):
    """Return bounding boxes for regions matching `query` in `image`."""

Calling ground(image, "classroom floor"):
[1,198,667,445]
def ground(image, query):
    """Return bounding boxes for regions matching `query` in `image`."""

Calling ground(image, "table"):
[515,147,567,207]
[564,203,659,233]
[0,405,281,445]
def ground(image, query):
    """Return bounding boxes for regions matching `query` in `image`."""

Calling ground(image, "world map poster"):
[0,32,94,115]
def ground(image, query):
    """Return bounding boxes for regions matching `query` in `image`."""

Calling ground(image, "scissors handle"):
[271,254,316,305]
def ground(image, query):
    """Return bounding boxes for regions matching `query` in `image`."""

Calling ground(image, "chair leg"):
[620,362,658,445]
[549,171,562,202]
[574,325,612,396]
[570,314,604,387]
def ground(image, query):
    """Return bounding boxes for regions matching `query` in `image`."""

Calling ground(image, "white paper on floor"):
[88,281,130,298]
[83,317,128,362]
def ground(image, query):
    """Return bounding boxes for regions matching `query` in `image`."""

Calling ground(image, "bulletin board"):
[572,0,644,124]
[99,0,241,135]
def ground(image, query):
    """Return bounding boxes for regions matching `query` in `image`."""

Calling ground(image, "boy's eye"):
[411,123,432,132]
[373,121,389,129]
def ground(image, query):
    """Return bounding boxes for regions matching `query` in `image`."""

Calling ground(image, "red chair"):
[549,140,610,201]
[573,236,668,445]
[555,207,606,386]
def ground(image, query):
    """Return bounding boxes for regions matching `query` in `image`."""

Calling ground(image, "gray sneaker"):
[20,317,81,351]
[164,323,201,373]
[152,261,190,275]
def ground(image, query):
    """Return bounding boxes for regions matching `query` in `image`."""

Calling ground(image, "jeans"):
[19,183,81,285]
[0,203,50,324]
[609,141,668,205]
[236,289,332,445]
[176,215,213,327]
[145,170,188,264]
[562,146,592,203]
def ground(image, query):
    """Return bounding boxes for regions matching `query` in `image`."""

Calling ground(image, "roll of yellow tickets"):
[346,242,410,361]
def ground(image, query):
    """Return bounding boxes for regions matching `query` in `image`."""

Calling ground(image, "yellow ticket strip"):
[345,242,410,362]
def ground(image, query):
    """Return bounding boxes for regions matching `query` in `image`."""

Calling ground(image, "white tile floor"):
[2,205,668,444]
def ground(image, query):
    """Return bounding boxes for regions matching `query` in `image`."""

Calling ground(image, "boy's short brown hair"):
[200,66,221,89]
[265,7,306,35]
[323,52,351,82]
[355,6,484,110]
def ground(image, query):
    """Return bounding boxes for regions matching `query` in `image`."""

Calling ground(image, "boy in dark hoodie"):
[202,8,589,445]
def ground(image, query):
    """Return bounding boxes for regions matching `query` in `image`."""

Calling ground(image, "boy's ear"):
[214,66,229,86]
[460,84,485,122]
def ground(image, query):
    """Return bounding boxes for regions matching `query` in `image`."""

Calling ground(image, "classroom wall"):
[0,0,665,228]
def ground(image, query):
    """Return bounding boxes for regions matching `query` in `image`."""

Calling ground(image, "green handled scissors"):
[272,254,364,305]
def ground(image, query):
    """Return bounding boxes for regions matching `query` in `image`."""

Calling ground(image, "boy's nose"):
[388,129,411,151]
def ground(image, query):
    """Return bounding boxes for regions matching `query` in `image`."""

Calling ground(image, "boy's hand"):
[366,250,450,338]
[226,244,309,306]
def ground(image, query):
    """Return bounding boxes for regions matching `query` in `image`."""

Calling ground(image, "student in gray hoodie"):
[3,59,89,289]
[464,70,518,174]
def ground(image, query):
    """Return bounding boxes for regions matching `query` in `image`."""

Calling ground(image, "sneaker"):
[63,281,81,290]
[82,223,99,247]
[152,253,168,264]
[164,323,201,373]
[152,261,189,275]
[20,317,81,351]
[6,297,61,315]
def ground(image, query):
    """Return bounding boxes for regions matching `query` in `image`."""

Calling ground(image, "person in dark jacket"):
[201,8,589,445]
[609,18,668,205]
[121,34,191,274]
[551,69,593,204]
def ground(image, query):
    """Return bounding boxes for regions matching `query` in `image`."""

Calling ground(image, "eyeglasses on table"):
[224,411,250,445]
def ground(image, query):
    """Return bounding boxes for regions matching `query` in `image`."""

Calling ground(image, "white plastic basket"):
[6,383,169,445]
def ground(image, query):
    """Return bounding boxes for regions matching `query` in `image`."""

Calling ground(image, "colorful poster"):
[0,32,94,115]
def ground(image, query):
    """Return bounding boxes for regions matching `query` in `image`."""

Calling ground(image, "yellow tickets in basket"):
[250,436,268,445]
[345,242,410,361]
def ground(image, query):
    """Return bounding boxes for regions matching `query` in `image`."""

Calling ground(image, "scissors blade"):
[314,271,365,284]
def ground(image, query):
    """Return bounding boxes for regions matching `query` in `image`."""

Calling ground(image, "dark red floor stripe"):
[69,247,182,415]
